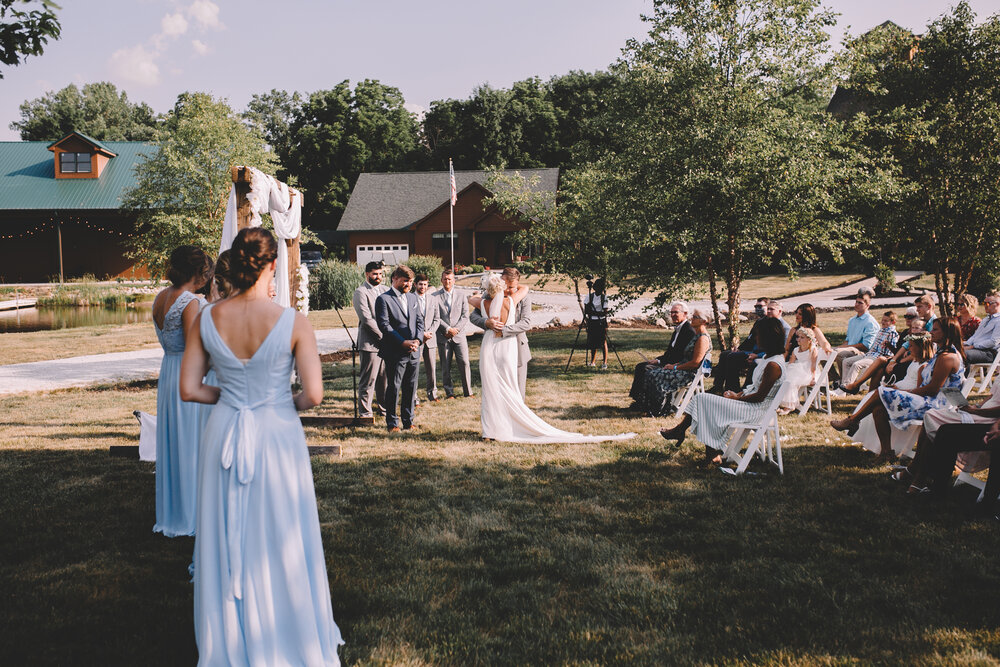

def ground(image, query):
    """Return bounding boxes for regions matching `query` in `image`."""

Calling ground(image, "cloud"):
[161,12,188,37]
[191,39,210,56]
[108,45,160,86]
[188,0,224,30]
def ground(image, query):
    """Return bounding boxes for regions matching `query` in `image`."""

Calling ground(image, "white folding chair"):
[672,358,710,415]
[968,355,1000,393]
[721,383,789,475]
[955,471,987,501]
[797,348,837,417]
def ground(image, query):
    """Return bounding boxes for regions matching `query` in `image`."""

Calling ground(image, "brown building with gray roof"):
[338,168,559,269]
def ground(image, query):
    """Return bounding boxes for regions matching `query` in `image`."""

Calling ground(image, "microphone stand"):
[331,296,360,422]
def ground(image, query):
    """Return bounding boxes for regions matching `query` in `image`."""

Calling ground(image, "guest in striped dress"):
[659,318,787,464]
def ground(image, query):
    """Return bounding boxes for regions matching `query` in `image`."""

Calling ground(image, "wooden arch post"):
[231,166,302,308]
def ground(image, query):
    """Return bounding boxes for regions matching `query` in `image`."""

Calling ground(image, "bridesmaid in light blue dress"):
[180,228,343,666]
[152,245,212,537]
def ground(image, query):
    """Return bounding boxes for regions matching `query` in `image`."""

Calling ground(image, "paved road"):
[0,271,927,395]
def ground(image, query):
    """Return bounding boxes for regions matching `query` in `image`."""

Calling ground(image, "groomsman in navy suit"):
[375,265,425,432]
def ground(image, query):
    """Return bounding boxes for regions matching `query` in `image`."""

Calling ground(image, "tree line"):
[8,0,1000,343]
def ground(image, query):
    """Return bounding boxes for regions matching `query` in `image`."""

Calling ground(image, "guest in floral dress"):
[957,293,981,340]
[831,318,965,463]
[639,308,712,415]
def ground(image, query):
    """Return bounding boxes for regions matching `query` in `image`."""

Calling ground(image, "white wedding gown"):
[479,295,636,443]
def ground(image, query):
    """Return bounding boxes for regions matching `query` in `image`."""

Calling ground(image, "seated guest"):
[784,303,832,357]
[780,326,821,412]
[711,299,789,393]
[914,294,937,332]
[831,293,879,381]
[637,307,712,415]
[660,318,787,465]
[957,293,981,340]
[844,322,930,395]
[964,292,1000,365]
[831,318,964,463]
[839,311,899,389]
[893,374,1000,495]
[917,421,1000,514]
[629,301,693,407]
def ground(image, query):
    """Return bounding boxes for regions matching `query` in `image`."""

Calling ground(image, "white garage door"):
[356,244,410,267]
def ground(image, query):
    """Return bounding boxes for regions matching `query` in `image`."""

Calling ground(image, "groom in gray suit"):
[434,268,474,398]
[375,265,424,432]
[470,266,532,399]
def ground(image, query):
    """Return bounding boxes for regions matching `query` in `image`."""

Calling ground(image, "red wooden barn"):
[338,168,559,268]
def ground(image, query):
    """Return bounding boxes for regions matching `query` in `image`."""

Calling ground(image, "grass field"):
[2,324,999,665]
[456,272,868,300]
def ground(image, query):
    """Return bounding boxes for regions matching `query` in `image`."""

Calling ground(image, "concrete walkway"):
[0,271,927,396]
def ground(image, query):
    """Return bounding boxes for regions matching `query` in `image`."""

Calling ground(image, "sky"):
[1,0,997,141]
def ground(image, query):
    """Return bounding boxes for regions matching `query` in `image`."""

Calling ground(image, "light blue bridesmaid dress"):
[153,290,206,537]
[194,305,343,666]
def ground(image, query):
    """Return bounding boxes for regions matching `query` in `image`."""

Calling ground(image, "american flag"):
[449,160,457,206]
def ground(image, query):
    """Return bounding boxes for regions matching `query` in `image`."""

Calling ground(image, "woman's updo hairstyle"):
[167,245,212,288]
[229,227,278,290]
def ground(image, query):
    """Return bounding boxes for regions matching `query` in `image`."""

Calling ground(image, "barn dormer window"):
[60,152,92,173]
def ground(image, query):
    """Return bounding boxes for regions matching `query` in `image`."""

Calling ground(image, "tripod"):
[564,286,626,372]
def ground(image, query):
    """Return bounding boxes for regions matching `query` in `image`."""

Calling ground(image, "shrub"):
[873,262,896,296]
[310,259,363,311]
[460,264,485,275]
[403,254,446,284]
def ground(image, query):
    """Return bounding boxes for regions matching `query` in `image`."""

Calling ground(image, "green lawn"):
[2,326,999,665]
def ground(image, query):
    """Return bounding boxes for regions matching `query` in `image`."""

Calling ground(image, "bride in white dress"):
[471,274,635,444]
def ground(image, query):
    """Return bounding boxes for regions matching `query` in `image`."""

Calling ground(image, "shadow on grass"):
[3,444,1000,665]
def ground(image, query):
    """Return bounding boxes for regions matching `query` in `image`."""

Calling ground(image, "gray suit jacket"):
[353,281,388,353]
[433,287,470,344]
[418,292,441,349]
[470,291,532,367]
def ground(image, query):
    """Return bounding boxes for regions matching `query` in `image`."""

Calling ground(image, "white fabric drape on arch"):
[219,167,301,308]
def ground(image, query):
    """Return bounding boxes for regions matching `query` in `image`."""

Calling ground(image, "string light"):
[1,215,131,240]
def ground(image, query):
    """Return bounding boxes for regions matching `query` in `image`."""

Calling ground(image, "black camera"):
[585,274,594,290]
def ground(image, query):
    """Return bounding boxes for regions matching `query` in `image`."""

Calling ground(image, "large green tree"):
[494,0,889,347]
[843,3,1000,314]
[281,79,421,225]
[243,88,303,181]
[423,72,620,170]
[11,81,159,140]
[121,92,278,277]
[0,0,59,78]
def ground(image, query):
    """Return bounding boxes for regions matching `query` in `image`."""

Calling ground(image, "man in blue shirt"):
[832,293,879,381]
[915,294,937,332]
[965,293,1000,365]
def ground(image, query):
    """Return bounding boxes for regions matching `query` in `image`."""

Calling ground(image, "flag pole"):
[449,158,455,273]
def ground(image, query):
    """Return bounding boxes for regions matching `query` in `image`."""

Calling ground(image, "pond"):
[0,304,153,333]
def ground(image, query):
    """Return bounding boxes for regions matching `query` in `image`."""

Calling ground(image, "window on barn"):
[432,233,457,250]
[59,152,92,173]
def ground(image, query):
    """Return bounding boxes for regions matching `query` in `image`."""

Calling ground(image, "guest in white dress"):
[659,318,788,464]
[180,228,343,666]
[151,245,213,537]
[780,327,820,411]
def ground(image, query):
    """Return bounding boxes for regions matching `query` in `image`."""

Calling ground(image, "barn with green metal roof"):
[0,131,154,282]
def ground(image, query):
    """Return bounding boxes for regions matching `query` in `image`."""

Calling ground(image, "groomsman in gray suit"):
[353,261,389,418]
[414,273,442,402]
[433,267,474,398]
[470,266,532,399]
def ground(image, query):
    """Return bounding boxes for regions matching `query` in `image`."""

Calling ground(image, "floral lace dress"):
[641,333,711,416]
[877,347,965,429]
